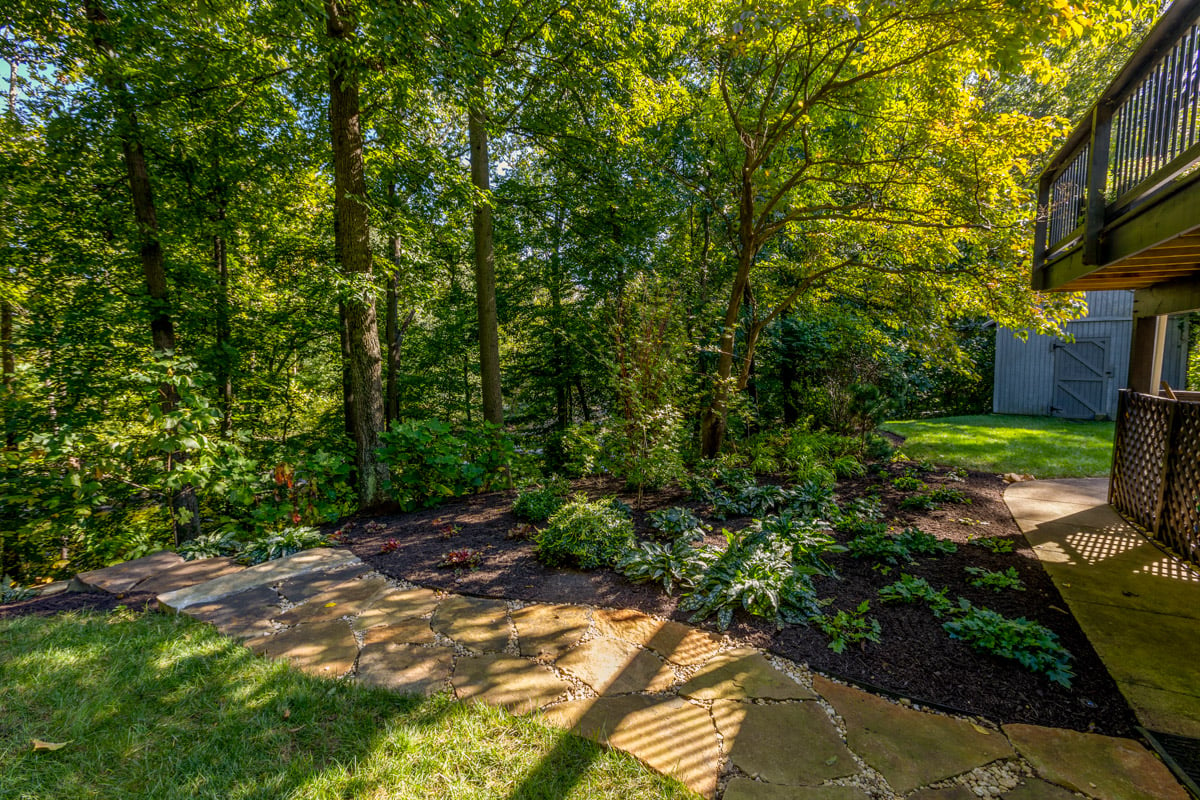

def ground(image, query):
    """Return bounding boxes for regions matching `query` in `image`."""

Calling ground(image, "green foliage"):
[377,419,514,512]
[616,538,719,595]
[178,533,241,561]
[943,600,1074,687]
[878,574,954,617]
[964,566,1026,592]
[646,507,710,541]
[512,476,572,523]
[2,576,37,604]
[678,511,841,630]
[898,493,939,512]
[536,495,636,570]
[970,537,1017,554]
[815,601,883,654]
[847,528,957,566]
[928,487,970,505]
[891,476,926,492]
[236,527,329,566]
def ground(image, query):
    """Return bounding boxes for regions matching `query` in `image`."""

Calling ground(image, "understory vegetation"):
[0,0,1167,587]
[0,610,697,799]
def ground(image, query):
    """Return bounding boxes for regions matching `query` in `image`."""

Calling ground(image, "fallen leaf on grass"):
[32,739,69,751]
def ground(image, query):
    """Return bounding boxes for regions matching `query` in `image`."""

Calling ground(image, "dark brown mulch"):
[345,467,1138,737]
[0,590,157,620]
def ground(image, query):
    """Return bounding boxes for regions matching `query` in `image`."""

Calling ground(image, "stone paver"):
[361,618,436,646]
[451,653,570,715]
[128,557,244,595]
[909,787,977,800]
[1003,723,1189,800]
[431,596,510,652]
[186,585,280,639]
[352,587,441,631]
[541,694,721,798]
[274,575,391,625]
[357,642,453,696]
[275,562,371,604]
[246,620,359,677]
[592,608,725,665]
[511,603,590,659]
[73,551,185,593]
[158,548,361,611]
[711,700,856,786]
[680,648,815,701]
[722,780,869,800]
[1001,778,1078,800]
[816,676,1013,794]
[555,637,676,694]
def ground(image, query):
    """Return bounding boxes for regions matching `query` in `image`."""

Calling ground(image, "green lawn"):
[880,414,1115,479]
[0,609,697,800]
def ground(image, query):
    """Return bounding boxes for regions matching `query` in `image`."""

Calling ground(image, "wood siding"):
[993,291,1191,418]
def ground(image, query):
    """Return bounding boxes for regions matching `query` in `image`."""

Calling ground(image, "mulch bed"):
[0,590,157,620]
[345,464,1139,737]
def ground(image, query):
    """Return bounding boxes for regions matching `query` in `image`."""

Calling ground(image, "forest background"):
[0,0,1188,583]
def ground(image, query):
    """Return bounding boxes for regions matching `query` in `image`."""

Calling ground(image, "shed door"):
[1051,338,1111,418]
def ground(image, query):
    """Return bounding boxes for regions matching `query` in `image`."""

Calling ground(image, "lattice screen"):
[1160,402,1200,567]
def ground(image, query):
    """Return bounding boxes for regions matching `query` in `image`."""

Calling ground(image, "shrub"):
[815,601,882,653]
[943,600,1074,687]
[237,526,328,565]
[2,576,37,604]
[928,487,970,505]
[832,455,866,478]
[179,532,240,561]
[878,574,954,617]
[647,507,710,541]
[898,493,939,512]
[377,419,514,511]
[891,475,926,492]
[512,476,571,523]
[536,495,636,570]
[784,479,839,520]
[617,538,719,595]
[847,527,957,565]
[964,566,1025,592]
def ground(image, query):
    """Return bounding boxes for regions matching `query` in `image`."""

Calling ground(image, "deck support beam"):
[1128,315,1169,393]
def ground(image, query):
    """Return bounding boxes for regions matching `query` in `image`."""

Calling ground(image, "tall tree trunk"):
[86,0,199,542]
[469,101,503,425]
[213,208,233,435]
[2,298,13,449]
[326,0,388,507]
[385,182,402,425]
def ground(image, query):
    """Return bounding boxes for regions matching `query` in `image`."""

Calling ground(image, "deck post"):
[1128,314,1169,393]
[1083,102,1113,266]
[1031,170,1054,289]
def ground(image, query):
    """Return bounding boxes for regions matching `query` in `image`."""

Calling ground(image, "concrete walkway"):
[1004,478,1200,740]
[65,546,1188,800]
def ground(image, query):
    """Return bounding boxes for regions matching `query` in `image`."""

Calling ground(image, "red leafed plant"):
[379,538,400,555]
[438,549,481,569]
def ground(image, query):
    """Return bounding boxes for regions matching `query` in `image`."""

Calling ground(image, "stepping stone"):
[1001,778,1078,800]
[679,648,814,701]
[592,608,724,665]
[159,548,362,611]
[512,604,590,659]
[185,586,280,640]
[276,562,371,604]
[361,619,436,646]
[815,676,1013,794]
[541,694,721,798]
[722,779,869,800]
[246,620,358,677]
[128,557,244,595]
[356,642,453,696]
[36,581,70,597]
[274,575,391,625]
[711,700,856,786]
[352,587,441,632]
[431,596,510,652]
[1003,723,1188,800]
[73,551,185,594]
[451,653,570,715]
[555,637,676,694]
[910,788,978,800]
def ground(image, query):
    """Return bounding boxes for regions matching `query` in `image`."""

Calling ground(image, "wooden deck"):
[1032,0,1200,309]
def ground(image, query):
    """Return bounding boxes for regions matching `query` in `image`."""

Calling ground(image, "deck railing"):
[1110,390,1200,568]
[1034,0,1200,278]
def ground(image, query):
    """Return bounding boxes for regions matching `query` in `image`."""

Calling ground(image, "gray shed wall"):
[993,291,1190,418]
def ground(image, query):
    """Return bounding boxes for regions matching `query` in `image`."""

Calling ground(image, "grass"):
[881,414,1115,479]
[0,609,698,800]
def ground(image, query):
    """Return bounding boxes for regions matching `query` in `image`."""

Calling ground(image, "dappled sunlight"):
[1064,530,1146,565]
[1135,557,1200,583]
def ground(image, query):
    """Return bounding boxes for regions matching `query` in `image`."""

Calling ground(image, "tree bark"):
[469,101,503,425]
[86,0,200,542]
[213,210,233,435]
[385,182,403,425]
[326,0,388,507]
[2,298,13,448]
